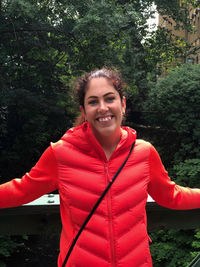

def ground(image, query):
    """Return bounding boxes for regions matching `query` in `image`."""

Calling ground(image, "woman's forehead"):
[86,77,115,93]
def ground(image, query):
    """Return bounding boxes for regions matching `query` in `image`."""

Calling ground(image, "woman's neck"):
[94,131,121,160]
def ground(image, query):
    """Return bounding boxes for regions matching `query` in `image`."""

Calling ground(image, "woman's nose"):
[98,101,108,113]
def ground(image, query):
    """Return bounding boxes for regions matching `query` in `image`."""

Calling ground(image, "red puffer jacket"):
[0,122,200,267]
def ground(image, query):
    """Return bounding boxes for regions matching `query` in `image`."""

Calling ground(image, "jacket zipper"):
[105,162,116,267]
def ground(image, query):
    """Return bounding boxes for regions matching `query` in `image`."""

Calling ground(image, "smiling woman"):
[75,68,127,159]
[81,77,126,156]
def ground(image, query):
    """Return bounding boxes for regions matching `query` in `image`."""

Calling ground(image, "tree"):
[0,0,78,179]
[0,0,158,179]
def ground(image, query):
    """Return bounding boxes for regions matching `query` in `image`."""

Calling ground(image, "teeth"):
[98,116,112,122]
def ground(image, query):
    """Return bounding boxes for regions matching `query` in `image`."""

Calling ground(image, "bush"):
[171,158,200,187]
[0,235,19,267]
[150,229,200,267]
[144,63,200,161]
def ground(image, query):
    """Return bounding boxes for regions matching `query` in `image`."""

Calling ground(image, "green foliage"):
[144,27,190,77]
[192,230,200,251]
[144,64,200,161]
[171,158,200,187]
[150,229,200,267]
[1,0,187,179]
[0,235,19,266]
[0,0,78,180]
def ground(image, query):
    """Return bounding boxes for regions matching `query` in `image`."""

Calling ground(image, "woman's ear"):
[122,96,126,115]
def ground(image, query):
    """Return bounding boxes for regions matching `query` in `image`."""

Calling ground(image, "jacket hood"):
[61,122,136,160]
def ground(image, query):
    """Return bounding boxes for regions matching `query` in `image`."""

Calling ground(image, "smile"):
[97,116,113,122]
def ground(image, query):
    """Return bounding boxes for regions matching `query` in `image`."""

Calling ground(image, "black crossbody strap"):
[62,141,135,267]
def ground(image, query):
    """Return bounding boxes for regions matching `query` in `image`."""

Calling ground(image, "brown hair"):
[74,68,125,127]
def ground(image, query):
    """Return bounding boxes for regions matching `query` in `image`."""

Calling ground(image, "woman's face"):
[81,77,126,141]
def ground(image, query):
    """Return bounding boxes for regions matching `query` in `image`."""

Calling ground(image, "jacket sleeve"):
[148,145,200,210]
[0,144,58,208]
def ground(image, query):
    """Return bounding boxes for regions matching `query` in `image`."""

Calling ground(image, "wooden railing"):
[0,195,199,235]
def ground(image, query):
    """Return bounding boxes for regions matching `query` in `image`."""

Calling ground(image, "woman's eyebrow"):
[104,92,115,97]
[87,92,115,99]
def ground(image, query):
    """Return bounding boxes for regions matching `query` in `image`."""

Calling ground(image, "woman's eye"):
[88,100,98,105]
[106,97,115,102]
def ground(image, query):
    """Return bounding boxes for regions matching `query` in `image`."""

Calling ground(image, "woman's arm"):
[148,145,200,210]
[0,144,58,208]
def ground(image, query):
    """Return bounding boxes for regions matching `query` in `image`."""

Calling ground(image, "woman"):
[0,68,200,267]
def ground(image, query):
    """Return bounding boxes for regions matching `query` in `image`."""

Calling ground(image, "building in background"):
[158,5,200,65]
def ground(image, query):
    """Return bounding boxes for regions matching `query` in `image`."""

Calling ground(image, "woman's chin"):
[92,125,120,139]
